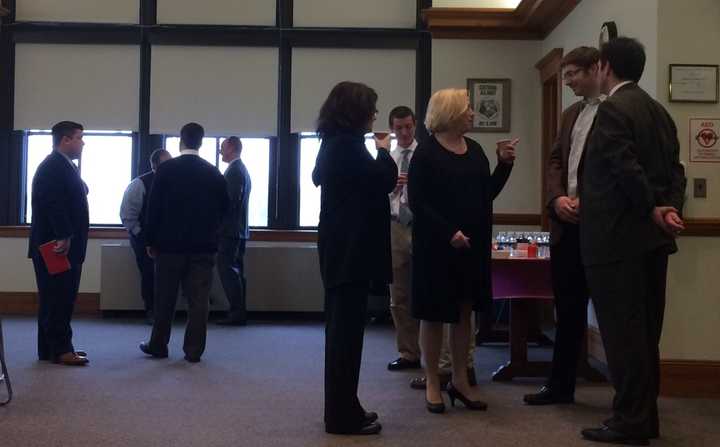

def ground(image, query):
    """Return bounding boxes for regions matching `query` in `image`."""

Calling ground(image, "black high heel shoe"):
[446,383,488,411]
[426,398,446,414]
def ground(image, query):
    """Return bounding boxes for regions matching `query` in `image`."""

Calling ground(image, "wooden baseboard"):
[660,360,720,399]
[588,327,720,399]
[0,292,100,315]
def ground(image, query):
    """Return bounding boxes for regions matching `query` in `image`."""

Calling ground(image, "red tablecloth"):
[491,257,553,300]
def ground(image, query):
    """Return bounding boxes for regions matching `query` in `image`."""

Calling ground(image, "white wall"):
[657,0,720,219]
[432,39,543,214]
[655,0,720,361]
[542,0,659,109]
[0,238,116,293]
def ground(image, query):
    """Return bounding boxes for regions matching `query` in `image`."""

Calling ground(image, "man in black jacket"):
[580,37,686,445]
[120,148,171,324]
[216,136,252,326]
[28,121,90,366]
[139,123,229,363]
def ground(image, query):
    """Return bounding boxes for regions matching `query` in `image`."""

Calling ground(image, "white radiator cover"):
[100,242,324,312]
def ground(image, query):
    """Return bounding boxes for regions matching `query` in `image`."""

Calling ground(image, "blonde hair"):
[424,88,469,133]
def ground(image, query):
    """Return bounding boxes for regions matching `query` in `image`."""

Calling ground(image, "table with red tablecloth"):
[489,255,605,382]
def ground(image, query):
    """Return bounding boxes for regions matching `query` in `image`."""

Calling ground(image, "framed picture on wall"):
[467,78,511,132]
[669,64,719,103]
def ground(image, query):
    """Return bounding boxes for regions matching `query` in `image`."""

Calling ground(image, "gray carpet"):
[0,316,718,446]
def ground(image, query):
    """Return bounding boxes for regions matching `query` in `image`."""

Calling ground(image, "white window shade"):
[14,44,140,131]
[294,0,417,28]
[291,48,416,133]
[157,0,276,26]
[150,46,279,136]
[16,0,138,23]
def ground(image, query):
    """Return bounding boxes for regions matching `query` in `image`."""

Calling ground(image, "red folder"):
[38,240,71,275]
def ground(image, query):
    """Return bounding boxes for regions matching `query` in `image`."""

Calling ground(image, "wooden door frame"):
[535,48,563,230]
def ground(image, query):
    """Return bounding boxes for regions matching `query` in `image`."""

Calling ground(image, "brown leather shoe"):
[55,352,89,366]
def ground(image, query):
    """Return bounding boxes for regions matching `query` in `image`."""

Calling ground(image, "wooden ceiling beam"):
[423,0,580,40]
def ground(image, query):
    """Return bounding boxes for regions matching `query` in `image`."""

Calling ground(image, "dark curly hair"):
[316,81,378,139]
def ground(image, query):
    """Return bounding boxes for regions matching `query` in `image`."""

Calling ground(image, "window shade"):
[14,44,140,131]
[291,48,416,133]
[293,0,417,28]
[150,45,279,136]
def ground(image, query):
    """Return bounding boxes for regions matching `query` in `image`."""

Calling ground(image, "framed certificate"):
[669,64,719,103]
[467,78,511,133]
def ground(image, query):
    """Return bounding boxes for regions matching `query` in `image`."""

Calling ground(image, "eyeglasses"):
[562,68,584,80]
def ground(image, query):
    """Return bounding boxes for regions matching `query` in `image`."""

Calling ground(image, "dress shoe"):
[387,357,421,371]
[74,350,88,357]
[603,418,659,440]
[364,411,378,425]
[184,355,201,363]
[446,383,488,411]
[426,398,446,414]
[54,352,89,366]
[523,385,574,405]
[326,422,382,435]
[139,342,168,358]
[581,427,649,445]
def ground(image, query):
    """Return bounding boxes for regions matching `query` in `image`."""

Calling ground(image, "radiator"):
[100,242,324,312]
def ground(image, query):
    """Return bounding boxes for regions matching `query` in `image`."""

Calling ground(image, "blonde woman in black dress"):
[408,88,517,413]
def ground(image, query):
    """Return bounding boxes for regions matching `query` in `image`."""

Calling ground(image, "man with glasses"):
[524,46,603,406]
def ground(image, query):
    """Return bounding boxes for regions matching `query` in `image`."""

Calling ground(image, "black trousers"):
[548,225,589,395]
[32,256,83,360]
[149,253,215,359]
[586,250,668,438]
[217,237,247,320]
[129,232,154,313]
[324,281,370,433]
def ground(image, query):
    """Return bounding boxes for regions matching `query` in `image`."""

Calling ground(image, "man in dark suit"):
[580,37,686,445]
[28,121,90,366]
[216,136,252,326]
[120,148,172,325]
[139,123,228,363]
[524,46,602,406]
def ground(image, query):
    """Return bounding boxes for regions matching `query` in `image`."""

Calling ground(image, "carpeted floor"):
[0,316,718,446]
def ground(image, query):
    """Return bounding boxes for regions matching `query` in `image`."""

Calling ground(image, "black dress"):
[408,135,512,323]
[312,130,397,433]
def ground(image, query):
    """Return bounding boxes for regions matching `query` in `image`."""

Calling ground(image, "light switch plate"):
[694,178,707,198]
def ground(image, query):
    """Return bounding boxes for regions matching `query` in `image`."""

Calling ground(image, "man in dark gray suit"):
[580,37,686,445]
[216,136,252,326]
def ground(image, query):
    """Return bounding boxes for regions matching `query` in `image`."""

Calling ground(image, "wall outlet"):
[693,178,707,198]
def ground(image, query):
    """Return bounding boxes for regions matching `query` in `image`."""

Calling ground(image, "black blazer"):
[219,158,252,240]
[312,131,397,289]
[144,154,229,254]
[28,151,90,265]
[580,83,686,266]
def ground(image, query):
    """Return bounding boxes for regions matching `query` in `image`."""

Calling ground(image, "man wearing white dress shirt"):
[525,46,604,406]
[384,106,423,372]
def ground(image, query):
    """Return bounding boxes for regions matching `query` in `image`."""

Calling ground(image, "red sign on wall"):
[690,118,720,163]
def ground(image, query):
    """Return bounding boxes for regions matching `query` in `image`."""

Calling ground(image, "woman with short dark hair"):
[312,81,397,435]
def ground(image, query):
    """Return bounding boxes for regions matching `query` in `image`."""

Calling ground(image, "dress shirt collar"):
[609,81,634,97]
[392,139,418,155]
[55,150,78,169]
[180,149,200,156]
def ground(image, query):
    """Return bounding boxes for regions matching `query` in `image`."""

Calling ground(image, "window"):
[164,136,270,227]
[24,131,133,225]
[298,133,397,227]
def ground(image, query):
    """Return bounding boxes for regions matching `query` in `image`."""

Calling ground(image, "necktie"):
[398,150,412,226]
